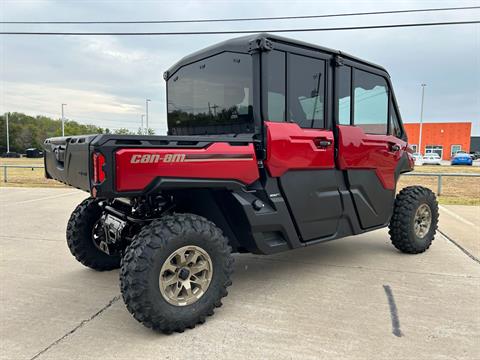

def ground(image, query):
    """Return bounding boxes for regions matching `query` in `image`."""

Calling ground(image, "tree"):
[0,112,106,153]
[113,128,134,135]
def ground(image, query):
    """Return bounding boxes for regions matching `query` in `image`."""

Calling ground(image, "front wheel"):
[120,213,234,333]
[388,186,439,254]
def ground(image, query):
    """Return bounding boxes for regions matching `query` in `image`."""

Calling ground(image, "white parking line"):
[439,205,476,228]
[8,191,80,205]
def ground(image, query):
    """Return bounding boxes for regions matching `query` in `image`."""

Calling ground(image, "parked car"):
[469,151,480,160]
[26,148,43,158]
[451,150,470,159]
[1,152,21,158]
[451,153,473,166]
[412,153,423,166]
[422,153,442,165]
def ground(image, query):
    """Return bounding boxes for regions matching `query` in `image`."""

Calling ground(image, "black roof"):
[165,33,388,79]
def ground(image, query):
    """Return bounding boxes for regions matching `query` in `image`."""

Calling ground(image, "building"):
[471,136,480,153]
[403,122,471,159]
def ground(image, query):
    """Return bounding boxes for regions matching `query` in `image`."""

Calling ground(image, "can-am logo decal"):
[130,154,186,164]
[129,153,253,164]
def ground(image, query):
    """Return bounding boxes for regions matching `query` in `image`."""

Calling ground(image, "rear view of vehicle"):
[423,153,442,165]
[44,33,439,334]
[451,153,473,165]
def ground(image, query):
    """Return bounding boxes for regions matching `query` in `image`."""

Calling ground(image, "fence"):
[401,172,480,195]
[1,165,45,183]
[1,165,479,196]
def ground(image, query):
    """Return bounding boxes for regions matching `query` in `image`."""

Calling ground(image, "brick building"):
[403,122,472,159]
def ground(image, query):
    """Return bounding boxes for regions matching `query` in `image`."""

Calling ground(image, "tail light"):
[92,152,106,184]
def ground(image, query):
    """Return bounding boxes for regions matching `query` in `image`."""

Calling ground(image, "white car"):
[422,153,442,165]
[412,153,423,166]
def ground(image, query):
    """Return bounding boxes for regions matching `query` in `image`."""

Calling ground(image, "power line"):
[1,20,478,36]
[1,6,478,24]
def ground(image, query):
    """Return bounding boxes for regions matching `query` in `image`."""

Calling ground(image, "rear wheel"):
[120,213,233,333]
[66,198,121,271]
[388,186,438,254]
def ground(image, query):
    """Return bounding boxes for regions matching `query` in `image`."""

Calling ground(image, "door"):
[336,65,407,229]
[264,50,342,241]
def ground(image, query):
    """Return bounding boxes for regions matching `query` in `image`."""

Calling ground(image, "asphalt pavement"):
[1,187,479,360]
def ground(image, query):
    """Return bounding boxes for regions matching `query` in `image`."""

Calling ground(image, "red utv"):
[44,34,438,333]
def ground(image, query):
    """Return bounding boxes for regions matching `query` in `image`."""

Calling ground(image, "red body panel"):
[336,125,407,190]
[115,143,259,192]
[264,121,335,177]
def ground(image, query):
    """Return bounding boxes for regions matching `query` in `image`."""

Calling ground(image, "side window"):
[338,66,351,125]
[266,51,286,122]
[288,54,326,128]
[353,69,389,135]
[389,103,403,138]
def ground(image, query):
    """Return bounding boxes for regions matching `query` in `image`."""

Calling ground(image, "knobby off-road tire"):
[120,213,234,334]
[66,198,121,271]
[389,186,438,254]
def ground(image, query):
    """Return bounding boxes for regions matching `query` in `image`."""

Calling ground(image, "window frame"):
[351,68,390,135]
[261,42,333,131]
[166,50,256,136]
[337,65,352,126]
[263,50,287,123]
[334,58,406,140]
[451,144,462,157]
[425,145,443,159]
[286,52,327,129]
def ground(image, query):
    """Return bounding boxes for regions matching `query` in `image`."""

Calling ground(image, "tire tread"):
[120,213,234,333]
[388,186,438,254]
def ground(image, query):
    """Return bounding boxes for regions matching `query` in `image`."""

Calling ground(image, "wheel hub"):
[159,245,213,306]
[414,203,432,238]
[178,268,190,281]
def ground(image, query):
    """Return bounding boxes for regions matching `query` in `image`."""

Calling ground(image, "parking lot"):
[1,187,479,360]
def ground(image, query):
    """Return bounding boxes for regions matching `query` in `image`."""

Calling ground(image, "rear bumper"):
[451,159,473,165]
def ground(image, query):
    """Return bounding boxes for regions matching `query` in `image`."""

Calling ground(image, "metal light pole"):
[5,112,9,153]
[61,103,67,136]
[418,84,426,155]
[141,114,145,134]
[145,99,151,134]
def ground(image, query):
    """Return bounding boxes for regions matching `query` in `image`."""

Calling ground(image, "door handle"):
[314,138,332,148]
[389,144,401,152]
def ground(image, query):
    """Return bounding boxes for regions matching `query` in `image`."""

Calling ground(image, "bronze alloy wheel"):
[414,203,432,238]
[159,245,213,306]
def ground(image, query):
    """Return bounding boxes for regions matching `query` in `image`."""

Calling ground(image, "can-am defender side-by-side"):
[44,34,438,333]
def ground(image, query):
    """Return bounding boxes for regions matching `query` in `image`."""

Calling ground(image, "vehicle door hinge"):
[333,56,344,67]
[248,38,273,54]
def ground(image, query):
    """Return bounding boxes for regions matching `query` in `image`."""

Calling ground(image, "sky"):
[0,0,479,135]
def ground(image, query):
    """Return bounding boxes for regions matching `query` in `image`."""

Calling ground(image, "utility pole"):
[211,104,219,116]
[61,103,67,136]
[141,114,145,134]
[5,112,9,153]
[419,84,426,155]
[145,99,151,133]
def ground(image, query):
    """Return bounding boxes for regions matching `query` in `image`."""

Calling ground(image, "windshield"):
[167,52,254,135]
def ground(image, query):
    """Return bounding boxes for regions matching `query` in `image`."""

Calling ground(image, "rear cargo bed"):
[44,135,98,191]
[44,133,257,197]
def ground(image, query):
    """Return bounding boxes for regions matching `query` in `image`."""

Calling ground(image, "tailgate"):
[43,135,97,191]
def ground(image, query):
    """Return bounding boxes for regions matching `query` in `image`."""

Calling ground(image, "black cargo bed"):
[44,135,98,191]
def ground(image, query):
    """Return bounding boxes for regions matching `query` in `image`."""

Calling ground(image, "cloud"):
[1,0,479,135]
